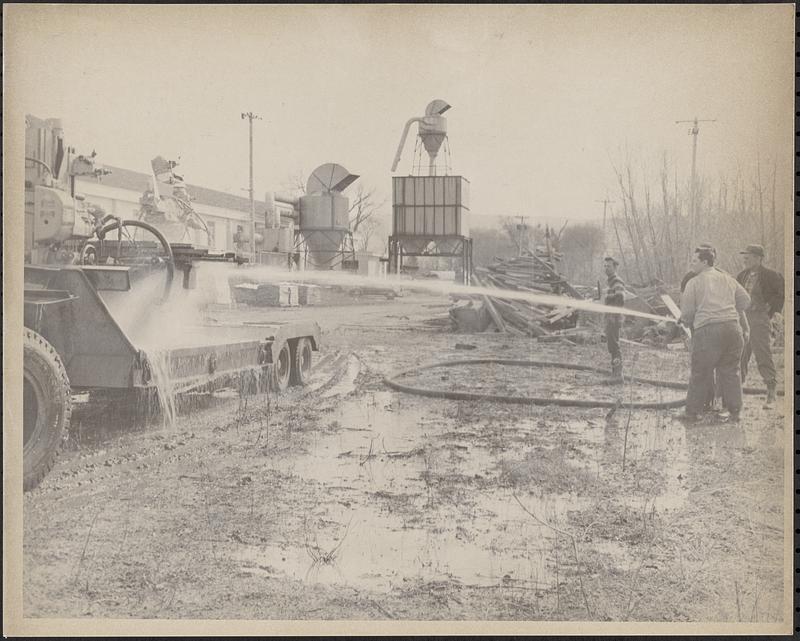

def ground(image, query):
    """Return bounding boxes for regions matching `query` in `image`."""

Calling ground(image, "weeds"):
[72,508,103,588]
[303,516,354,566]
[512,492,593,618]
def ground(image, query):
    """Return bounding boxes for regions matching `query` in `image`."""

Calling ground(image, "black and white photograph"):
[3,3,794,636]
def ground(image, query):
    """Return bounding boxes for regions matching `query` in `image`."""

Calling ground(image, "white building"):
[76,166,297,252]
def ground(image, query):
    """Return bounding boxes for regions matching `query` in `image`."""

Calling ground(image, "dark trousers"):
[686,320,744,416]
[703,371,721,410]
[741,310,776,388]
[606,314,621,367]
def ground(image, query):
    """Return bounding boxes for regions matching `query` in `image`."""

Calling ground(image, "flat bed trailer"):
[23,264,320,490]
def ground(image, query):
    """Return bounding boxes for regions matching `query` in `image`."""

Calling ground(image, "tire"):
[271,342,291,392]
[23,329,72,491]
[289,338,313,387]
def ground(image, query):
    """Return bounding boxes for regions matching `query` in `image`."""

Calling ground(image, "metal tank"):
[298,163,359,268]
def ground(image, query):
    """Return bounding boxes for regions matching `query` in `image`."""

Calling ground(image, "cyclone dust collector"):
[388,100,472,284]
[296,163,360,270]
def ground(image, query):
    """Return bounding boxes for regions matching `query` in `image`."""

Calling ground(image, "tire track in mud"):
[30,348,360,495]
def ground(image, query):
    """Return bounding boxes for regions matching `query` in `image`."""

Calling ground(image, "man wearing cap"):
[680,243,722,412]
[602,256,626,384]
[679,245,751,423]
[736,244,784,408]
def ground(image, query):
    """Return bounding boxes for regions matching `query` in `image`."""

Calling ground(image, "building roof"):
[78,165,272,213]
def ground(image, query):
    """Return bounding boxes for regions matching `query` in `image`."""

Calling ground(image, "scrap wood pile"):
[450,251,583,337]
[625,280,674,317]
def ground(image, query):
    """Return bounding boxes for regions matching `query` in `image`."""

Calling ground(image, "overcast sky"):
[5,4,793,226]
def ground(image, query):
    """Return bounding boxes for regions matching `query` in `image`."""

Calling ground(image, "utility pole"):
[241,111,262,260]
[515,215,528,257]
[595,197,615,234]
[675,116,716,258]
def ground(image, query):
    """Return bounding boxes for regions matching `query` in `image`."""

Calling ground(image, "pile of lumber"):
[626,282,676,317]
[468,252,582,337]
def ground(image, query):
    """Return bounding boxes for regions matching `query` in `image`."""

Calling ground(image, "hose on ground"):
[383,358,784,409]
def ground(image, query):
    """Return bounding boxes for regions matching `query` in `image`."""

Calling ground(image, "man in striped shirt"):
[603,256,626,384]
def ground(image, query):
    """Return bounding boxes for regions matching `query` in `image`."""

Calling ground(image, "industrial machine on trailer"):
[22,116,320,491]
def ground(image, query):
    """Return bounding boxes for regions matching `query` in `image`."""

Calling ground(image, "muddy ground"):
[22,292,788,622]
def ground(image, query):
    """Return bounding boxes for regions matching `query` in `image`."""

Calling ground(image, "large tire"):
[289,338,313,387]
[23,329,71,491]
[271,342,291,392]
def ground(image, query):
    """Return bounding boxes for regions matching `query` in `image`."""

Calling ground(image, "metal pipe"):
[25,156,53,178]
[391,117,423,172]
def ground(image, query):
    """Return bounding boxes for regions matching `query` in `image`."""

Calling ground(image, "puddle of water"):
[273,391,431,486]
[234,490,595,591]
[563,415,690,511]
[255,392,612,591]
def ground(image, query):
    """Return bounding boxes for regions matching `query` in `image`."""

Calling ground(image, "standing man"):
[603,256,626,384]
[679,246,751,423]
[680,243,721,412]
[736,244,784,408]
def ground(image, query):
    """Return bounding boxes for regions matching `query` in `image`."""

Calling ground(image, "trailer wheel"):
[271,342,291,392]
[290,338,313,386]
[23,329,72,491]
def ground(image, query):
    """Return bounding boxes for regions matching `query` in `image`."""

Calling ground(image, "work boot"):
[600,361,624,385]
[762,383,776,409]
[717,409,740,424]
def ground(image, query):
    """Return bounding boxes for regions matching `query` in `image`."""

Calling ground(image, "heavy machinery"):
[22,116,321,490]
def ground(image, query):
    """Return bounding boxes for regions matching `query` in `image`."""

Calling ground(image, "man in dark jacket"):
[736,244,784,408]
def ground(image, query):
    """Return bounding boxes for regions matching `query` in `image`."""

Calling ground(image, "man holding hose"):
[602,256,626,384]
[679,246,751,423]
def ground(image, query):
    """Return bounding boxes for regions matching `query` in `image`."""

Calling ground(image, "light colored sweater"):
[680,266,751,330]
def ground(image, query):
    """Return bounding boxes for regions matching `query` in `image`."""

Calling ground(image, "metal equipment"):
[294,163,360,270]
[22,116,321,491]
[388,100,472,284]
[138,156,213,247]
[391,99,452,176]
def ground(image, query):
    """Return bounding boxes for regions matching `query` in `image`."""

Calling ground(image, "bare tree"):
[606,150,786,283]
[348,184,386,236]
[281,170,307,197]
[355,215,385,253]
[500,216,534,256]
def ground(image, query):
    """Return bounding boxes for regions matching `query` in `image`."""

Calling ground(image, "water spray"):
[233,264,678,325]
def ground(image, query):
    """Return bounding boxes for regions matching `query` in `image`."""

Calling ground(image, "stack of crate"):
[297,284,322,306]
[232,282,299,307]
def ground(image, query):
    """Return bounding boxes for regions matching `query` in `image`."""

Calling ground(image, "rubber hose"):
[383,358,784,409]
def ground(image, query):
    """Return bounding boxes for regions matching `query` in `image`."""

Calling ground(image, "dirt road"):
[23,292,787,621]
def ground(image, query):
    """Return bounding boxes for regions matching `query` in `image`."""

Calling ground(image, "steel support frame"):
[293,229,358,271]
[388,235,472,285]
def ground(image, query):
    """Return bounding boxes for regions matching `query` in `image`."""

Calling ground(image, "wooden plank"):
[531,254,583,299]
[472,274,507,333]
